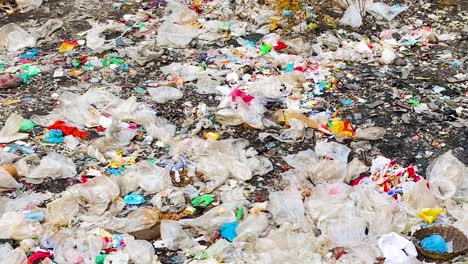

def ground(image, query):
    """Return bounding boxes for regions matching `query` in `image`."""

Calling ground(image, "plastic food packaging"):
[46,191,80,226]
[339,5,362,28]
[148,86,184,104]
[0,212,42,240]
[67,176,120,215]
[0,23,36,52]
[160,220,199,251]
[27,152,77,183]
[426,150,466,200]
[268,191,304,226]
[0,113,29,144]
[0,243,27,264]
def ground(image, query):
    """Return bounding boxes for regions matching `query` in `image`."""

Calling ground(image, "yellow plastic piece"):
[204,132,220,140]
[419,208,443,224]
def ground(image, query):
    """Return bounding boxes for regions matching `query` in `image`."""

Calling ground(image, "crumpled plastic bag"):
[134,161,171,194]
[367,2,408,21]
[157,22,197,48]
[125,42,164,66]
[378,232,418,264]
[0,113,29,144]
[46,191,80,226]
[0,243,27,264]
[268,191,304,226]
[160,220,199,251]
[103,208,160,234]
[122,234,159,264]
[30,19,63,40]
[249,76,290,99]
[27,152,77,183]
[0,165,22,189]
[0,23,36,52]
[181,204,237,237]
[426,150,466,200]
[16,0,42,13]
[339,5,362,28]
[85,20,126,52]
[148,86,184,104]
[0,212,42,240]
[52,228,102,264]
[402,180,438,216]
[380,45,397,65]
[67,176,120,215]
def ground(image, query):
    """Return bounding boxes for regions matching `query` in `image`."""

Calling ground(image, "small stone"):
[427,33,439,44]
[394,58,407,66]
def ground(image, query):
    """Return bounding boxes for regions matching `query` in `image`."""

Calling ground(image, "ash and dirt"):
[0,0,467,263]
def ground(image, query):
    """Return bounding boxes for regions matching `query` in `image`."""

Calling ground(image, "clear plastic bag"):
[134,161,171,194]
[367,2,408,21]
[0,23,36,52]
[0,113,29,144]
[16,0,42,13]
[0,212,42,240]
[148,87,184,104]
[125,43,163,66]
[67,176,120,216]
[0,165,22,189]
[355,127,387,140]
[426,150,466,200]
[182,204,237,237]
[122,235,158,264]
[380,46,397,65]
[402,180,438,216]
[103,208,160,234]
[339,5,362,28]
[27,152,77,183]
[268,191,305,226]
[315,140,350,163]
[157,22,197,48]
[160,220,199,251]
[0,243,27,264]
[52,228,102,264]
[46,191,80,226]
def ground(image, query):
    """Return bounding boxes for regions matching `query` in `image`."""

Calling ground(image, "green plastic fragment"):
[0,64,4,70]
[191,194,214,207]
[95,254,107,264]
[409,99,420,106]
[135,87,147,94]
[19,72,33,83]
[72,59,81,67]
[19,119,35,132]
[23,65,40,76]
[236,207,244,221]
[260,44,272,55]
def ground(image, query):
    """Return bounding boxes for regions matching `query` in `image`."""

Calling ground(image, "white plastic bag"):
[381,45,397,65]
[16,0,43,13]
[46,191,80,226]
[367,3,408,21]
[103,208,160,234]
[0,166,22,189]
[27,152,77,183]
[426,150,466,200]
[0,243,27,264]
[148,87,184,104]
[339,5,362,28]
[122,235,158,264]
[0,113,29,144]
[268,191,304,226]
[157,22,197,48]
[0,24,36,52]
[0,212,42,240]
[160,220,199,250]
[378,232,418,264]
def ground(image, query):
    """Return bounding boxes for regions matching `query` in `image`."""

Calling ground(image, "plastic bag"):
[0,23,36,52]
[125,43,164,66]
[157,22,197,48]
[85,20,126,52]
[27,152,77,183]
[236,212,269,239]
[182,205,236,237]
[52,228,102,264]
[426,150,466,200]
[164,0,199,24]
[134,161,171,194]
[122,235,158,264]
[31,19,63,40]
[103,208,160,234]
[67,176,120,215]
[367,3,408,21]
[378,232,418,264]
[0,243,27,264]
[380,45,397,65]
[268,191,304,226]
[339,5,362,28]
[249,76,290,99]
[46,191,80,226]
[0,212,42,240]
[160,220,199,251]
[16,0,43,13]
[0,165,22,189]
[0,113,29,144]
[148,87,184,104]
[402,180,438,216]
[315,140,350,163]
[151,190,186,214]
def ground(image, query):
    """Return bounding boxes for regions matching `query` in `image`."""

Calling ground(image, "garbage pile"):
[0,0,467,263]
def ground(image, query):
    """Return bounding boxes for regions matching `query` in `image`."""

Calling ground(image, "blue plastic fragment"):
[21,49,39,59]
[220,221,238,242]
[421,234,448,253]
[44,129,64,144]
[25,212,44,221]
[124,193,146,205]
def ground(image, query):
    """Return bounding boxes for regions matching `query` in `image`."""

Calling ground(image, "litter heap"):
[0,0,467,263]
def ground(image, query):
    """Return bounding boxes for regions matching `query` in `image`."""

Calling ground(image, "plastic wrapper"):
[0,113,29,144]
[67,176,120,216]
[0,23,36,52]
[0,243,27,264]
[160,220,199,251]
[268,191,304,226]
[367,2,408,21]
[27,152,77,183]
[103,208,160,234]
[339,5,362,28]
[249,76,290,99]
[0,212,42,240]
[46,191,80,226]
[426,150,466,200]
[0,165,22,189]
[148,86,184,104]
